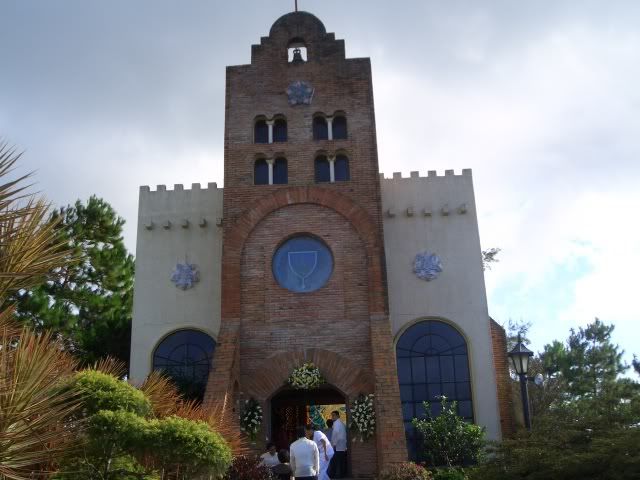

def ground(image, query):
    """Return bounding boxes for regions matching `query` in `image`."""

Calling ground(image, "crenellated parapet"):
[380,169,476,221]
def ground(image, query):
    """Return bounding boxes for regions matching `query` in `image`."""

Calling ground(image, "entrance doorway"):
[270,386,346,450]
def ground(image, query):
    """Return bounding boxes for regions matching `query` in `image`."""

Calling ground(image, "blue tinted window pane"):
[313,116,328,140]
[455,355,470,380]
[414,401,426,419]
[411,357,425,383]
[153,330,216,401]
[442,383,456,398]
[334,155,350,181]
[273,158,288,184]
[458,401,473,419]
[397,358,412,384]
[402,403,414,421]
[255,121,268,143]
[315,156,330,183]
[440,356,455,382]
[429,384,442,401]
[426,357,440,383]
[272,236,333,293]
[333,116,347,139]
[400,385,413,401]
[456,382,472,400]
[273,119,287,142]
[254,159,269,185]
[413,384,428,402]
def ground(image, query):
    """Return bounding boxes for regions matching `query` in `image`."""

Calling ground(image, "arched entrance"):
[270,385,346,450]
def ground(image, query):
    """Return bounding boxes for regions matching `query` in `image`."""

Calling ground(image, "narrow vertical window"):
[273,157,288,184]
[254,158,269,185]
[313,116,328,140]
[315,155,331,183]
[332,116,347,140]
[273,118,287,142]
[254,120,269,144]
[334,154,350,181]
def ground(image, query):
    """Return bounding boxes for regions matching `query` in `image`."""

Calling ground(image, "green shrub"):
[71,369,151,417]
[148,416,232,479]
[413,398,485,467]
[378,462,432,480]
[432,468,468,480]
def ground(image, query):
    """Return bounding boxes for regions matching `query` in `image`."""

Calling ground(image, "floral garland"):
[239,398,263,440]
[287,362,324,390]
[349,393,376,441]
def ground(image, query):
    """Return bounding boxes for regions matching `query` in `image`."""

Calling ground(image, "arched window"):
[254,158,269,185]
[334,154,350,181]
[273,118,287,142]
[153,329,216,401]
[396,320,473,460]
[254,119,269,144]
[332,115,347,140]
[273,157,288,184]
[315,155,331,183]
[313,116,329,140]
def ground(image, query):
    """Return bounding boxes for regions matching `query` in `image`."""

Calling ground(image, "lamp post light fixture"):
[508,334,534,430]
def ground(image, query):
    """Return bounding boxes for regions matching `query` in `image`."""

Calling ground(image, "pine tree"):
[11,196,134,367]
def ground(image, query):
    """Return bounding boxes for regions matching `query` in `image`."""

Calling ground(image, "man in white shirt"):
[308,424,334,480]
[259,442,280,468]
[290,425,320,480]
[330,410,348,478]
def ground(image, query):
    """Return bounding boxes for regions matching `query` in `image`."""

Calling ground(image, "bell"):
[291,48,304,64]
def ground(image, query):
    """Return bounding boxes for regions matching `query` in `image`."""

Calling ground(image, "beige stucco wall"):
[381,169,501,440]
[129,183,223,384]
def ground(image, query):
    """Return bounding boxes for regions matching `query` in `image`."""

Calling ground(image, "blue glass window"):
[255,120,269,144]
[273,119,287,142]
[273,236,333,293]
[332,116,347,139]
[254,159,269,185]
[313,116,328,140]
[153,329,216,401]
[396,320,473,461]
[315,155,330,183]
[334,155,350,181]
[273,157,288,184]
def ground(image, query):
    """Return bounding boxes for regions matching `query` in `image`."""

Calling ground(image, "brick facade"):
[490,318,516,437]
[204,11,407,476]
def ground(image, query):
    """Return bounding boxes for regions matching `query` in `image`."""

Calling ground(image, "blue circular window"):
[272,235,333,293]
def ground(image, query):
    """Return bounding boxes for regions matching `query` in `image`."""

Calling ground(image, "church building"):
[130,11,512,476]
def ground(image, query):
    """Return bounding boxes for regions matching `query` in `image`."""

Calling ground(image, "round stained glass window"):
[272,235,333,293]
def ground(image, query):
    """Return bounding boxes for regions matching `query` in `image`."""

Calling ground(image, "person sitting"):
[260,442,280,468]
[272,449,294,480]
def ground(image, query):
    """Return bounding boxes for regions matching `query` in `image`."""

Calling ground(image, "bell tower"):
[205,11,407,474]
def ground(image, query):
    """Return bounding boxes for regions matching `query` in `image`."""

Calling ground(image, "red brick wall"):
[490,318,516,437]
[205,11,407,476]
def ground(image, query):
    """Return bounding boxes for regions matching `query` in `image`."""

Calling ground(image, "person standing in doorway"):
[330,411,347,478]
[323,418,333,444]
[308,424,333,480]
[290,425,320,480]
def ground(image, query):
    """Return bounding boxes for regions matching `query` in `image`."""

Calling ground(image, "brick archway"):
[219,186,387,319]
[246,348,375,402]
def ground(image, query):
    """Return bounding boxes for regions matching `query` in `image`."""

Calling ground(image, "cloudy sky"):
[2,0,639,364]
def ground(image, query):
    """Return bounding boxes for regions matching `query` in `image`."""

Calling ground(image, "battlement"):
[379,168,472,181]
[140,182,222,193]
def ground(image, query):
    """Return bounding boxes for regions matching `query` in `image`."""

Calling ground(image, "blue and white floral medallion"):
[170,263,200,290]
[287,80,314,106]
[413,252,443,281]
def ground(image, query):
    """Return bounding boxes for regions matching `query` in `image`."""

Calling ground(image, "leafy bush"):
[223,455,274,480]
[378,462,432,480]
[412,397,485,467]
[148,416,232,479]
[432,468,468,480]
[72,369,151,417]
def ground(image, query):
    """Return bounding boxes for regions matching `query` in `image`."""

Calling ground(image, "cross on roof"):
[295,0,298,12]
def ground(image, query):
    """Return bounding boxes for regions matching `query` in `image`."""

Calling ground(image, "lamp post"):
[508,334,534,430]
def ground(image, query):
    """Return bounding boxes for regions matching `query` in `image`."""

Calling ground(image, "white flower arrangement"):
[349,393,376,441]
[287,362,324,390]
[239,398,263,440]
